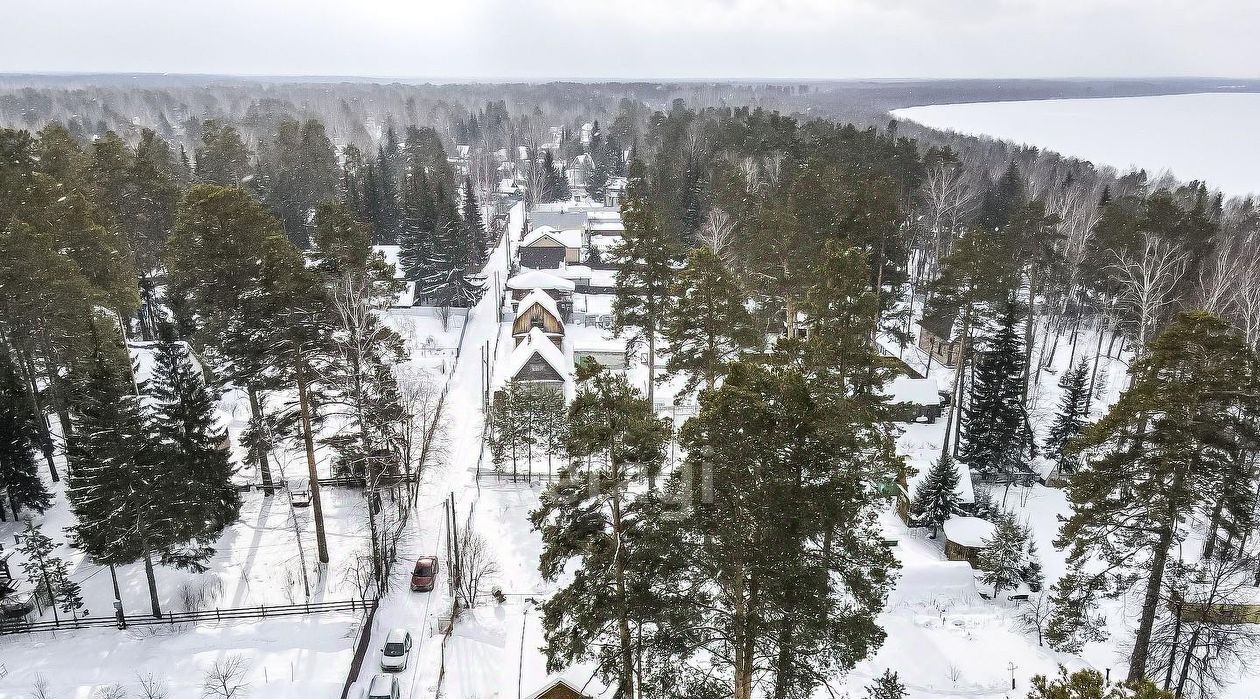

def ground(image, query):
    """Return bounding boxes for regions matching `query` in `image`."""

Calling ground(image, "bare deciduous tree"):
[91,685,127,699]
[696,207,737,269]
[456,527,500,608]
[201,655,250,699]
[30,674,53,699]
[1108,232,1188,356]
[135,674,168,699]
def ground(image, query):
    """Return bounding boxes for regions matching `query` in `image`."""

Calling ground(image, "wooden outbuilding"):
[918,311,959,368]
[943,517,995,568]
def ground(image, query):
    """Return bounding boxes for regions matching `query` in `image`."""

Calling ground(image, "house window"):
[531,316,544,330]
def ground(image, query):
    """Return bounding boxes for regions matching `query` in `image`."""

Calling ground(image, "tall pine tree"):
[960,300,1034,482]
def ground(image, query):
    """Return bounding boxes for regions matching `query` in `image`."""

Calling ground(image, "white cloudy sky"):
[2,0,1256,79]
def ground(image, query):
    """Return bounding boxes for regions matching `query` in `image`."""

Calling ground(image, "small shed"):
[918,311,959,368]
[882,376,945,423]
[943,517,995,568]
[514,289,566,347]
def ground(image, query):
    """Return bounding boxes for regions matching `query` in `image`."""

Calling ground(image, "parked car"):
[411,556,439,592]
[380,628,412,672]
[366,674,399,699]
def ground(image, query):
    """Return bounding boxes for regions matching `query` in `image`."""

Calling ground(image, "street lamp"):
[1008,661,1018,691]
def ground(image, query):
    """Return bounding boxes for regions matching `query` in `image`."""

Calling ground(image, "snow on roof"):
[500,328,570,384]
[886,560,982,607]
[507,269,576,292]
[523,227,582,248]
[881,376,941,405]
[525,676,596,699]
[588,220,625,232]
[515,288,562,323]
[943,516,995,548]
[555,265,593,279]
[589,235,623,251]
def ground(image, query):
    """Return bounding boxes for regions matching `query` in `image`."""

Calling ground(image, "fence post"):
[216,607,220,622]
[261,604,265,618]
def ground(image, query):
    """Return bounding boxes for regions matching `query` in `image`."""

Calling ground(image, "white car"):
[366,674,399,699]
[379,628,412,672]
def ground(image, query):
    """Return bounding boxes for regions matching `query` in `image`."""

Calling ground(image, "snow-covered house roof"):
[515,288,562,323]
[523,227,582,249]
[881,376,941,406]
[507,270,576,292]
[943,517,995,548]
[525,676,591,699]
[498,328,570,388]
[555,265,593,280]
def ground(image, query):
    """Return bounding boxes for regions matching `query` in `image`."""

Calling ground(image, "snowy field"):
[892,92,1260,198]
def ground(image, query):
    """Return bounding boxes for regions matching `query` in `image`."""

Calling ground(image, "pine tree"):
[678,357,897,697]
[910,456,961,539]
[660,246,758,396]
[1057,311,1260,682]
[531,365,675,696]
[1045,570,1109,653]
[1044,361,1090,475]
[149,337,242,567]
[978,511,1026,597]
[0,346,51,519]
[960,299,1033,482]
[865,670,907,699]
[194,120,251,186]
[611,159,679,408]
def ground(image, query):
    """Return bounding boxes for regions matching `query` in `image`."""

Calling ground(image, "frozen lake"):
[893,92,1260,199]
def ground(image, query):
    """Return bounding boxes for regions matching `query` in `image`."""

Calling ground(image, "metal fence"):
[0,597,377,636]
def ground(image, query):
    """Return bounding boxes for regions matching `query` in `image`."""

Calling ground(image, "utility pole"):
[295,345,330,564]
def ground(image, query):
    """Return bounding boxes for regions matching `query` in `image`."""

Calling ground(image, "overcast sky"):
[2,0,1257,80]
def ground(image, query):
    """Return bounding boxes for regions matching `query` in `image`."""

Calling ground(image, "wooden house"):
[943,517,995,568]
[918,311,959,368]
[520,226,583,268]
[513,289,566,348]
[499,328,570,392]
[526,678,589,699]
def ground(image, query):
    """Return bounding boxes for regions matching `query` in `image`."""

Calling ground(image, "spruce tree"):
[16,520,83,618]
[460,176,488,270]
[910,455,961,539]
[149,337,242,567]
[1044,361,1090,475]
[65,324,166,616]
[978,511,1027,597]
[865,670,908,699]
[194,120,251,186]
[0,347,51,518]
[1045,570,1109,653]
[960,300,1033,482]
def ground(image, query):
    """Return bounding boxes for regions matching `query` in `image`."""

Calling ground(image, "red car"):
[411,556,439,592]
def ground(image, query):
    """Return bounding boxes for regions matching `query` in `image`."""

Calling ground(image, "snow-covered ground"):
[893,92,1260,199]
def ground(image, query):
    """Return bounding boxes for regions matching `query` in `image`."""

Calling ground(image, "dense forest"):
[3,77,1260,697]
